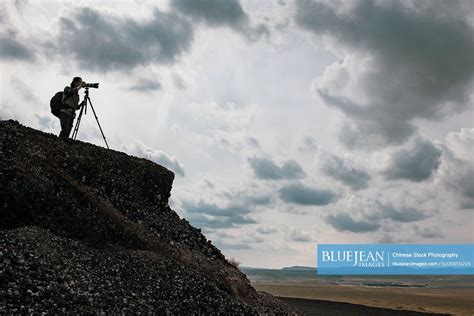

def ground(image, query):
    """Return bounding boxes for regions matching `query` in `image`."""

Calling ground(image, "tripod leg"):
[72,106,85,140]
[86,96,109,149]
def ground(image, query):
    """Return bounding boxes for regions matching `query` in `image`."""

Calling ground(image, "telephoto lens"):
[84,83,99,88]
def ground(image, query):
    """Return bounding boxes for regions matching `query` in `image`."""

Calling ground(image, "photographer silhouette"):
[58,77,85,139]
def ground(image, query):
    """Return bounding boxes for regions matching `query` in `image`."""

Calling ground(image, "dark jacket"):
[60,86,80,116]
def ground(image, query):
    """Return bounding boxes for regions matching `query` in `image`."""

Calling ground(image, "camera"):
[83,82,99,88]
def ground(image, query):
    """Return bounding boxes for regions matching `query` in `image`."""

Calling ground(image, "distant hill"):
[0,120,295,314]
[282,266,317,271]
[240,266,320,283]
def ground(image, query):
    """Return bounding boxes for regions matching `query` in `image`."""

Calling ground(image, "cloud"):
[325,194,429,233]
[247,194,273,205]
[0,33,35,61]
[202,178,215,189]
[171,0,269,40]
[0,7,34,61]
[242,234,264,244]
[297,135,319,152]
[447,161,474,207]
[437,130,474,209]
[383,138,442,182]
[286,227,313,242]
[246,136,260,149]
[172,73,186,90]
[178,185,273,231]
[10,76,40,102]
[296,0,474,148]
[248,156,305,180]
[182,199,257,229]
[220,189,273,206]
[279,182,337,205]
[2,1,270,69]
[445,128,474,161]
[125,141,185,177]
[213,240,252,250]
[256,225,278,235]
[179,101,256,138]
[35,114,53,130]
[128,78,162,92]
[368,204,428,223]
[326,212,380,233]
[318,151,371,190]
[14,0,28,12]
[55,7,194,71]
[414,225,443,239]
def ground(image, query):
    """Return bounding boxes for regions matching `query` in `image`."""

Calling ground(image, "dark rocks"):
[0,120,297,315]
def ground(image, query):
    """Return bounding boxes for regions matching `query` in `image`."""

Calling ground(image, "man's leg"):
[67,114,75,138]
[58,113,73,138]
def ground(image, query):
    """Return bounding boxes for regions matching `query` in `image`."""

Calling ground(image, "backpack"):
[50,91,72,117]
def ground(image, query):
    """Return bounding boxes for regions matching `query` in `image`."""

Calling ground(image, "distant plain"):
[241,267,474,315]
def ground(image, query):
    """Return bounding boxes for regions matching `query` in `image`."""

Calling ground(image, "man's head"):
[70,77,83,88]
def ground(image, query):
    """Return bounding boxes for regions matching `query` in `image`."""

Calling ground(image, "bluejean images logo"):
[317,244,474,275]
[321,249,385,267]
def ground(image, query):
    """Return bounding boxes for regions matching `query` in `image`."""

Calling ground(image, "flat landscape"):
[242,267,474,315]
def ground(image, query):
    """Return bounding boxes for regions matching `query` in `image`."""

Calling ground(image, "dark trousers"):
[58,112,74,139]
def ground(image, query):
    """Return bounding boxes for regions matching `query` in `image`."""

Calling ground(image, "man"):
[58,77,86,139]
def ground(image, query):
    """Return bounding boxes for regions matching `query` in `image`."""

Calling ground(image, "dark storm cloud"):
[296,0,474,148]
[182,199,257,229]
[383,138,442,182]
[56,7,193,71]
[128,78,162,92]
[248,157,305,180]
[319,153,370,190]
[326,212,380,233]
[279,182,337,206]
[0,33,35,61]
[171,0,268,40]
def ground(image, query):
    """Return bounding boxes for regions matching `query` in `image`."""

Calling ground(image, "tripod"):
[71,87,109,149]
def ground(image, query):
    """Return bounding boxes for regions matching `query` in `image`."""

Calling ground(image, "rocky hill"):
[0,120,296,314]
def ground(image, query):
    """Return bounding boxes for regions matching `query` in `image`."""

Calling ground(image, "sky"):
[1,0,473,269]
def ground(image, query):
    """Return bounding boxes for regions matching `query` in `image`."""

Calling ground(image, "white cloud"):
[435,129,474,209]
[123,140,185,177]
[286,226,314,242]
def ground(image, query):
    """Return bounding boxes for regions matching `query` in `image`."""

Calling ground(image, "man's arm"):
[63,86,78,97]
[76,99,86,110]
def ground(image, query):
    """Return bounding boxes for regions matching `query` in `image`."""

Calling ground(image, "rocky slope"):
[0,120,297,314]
